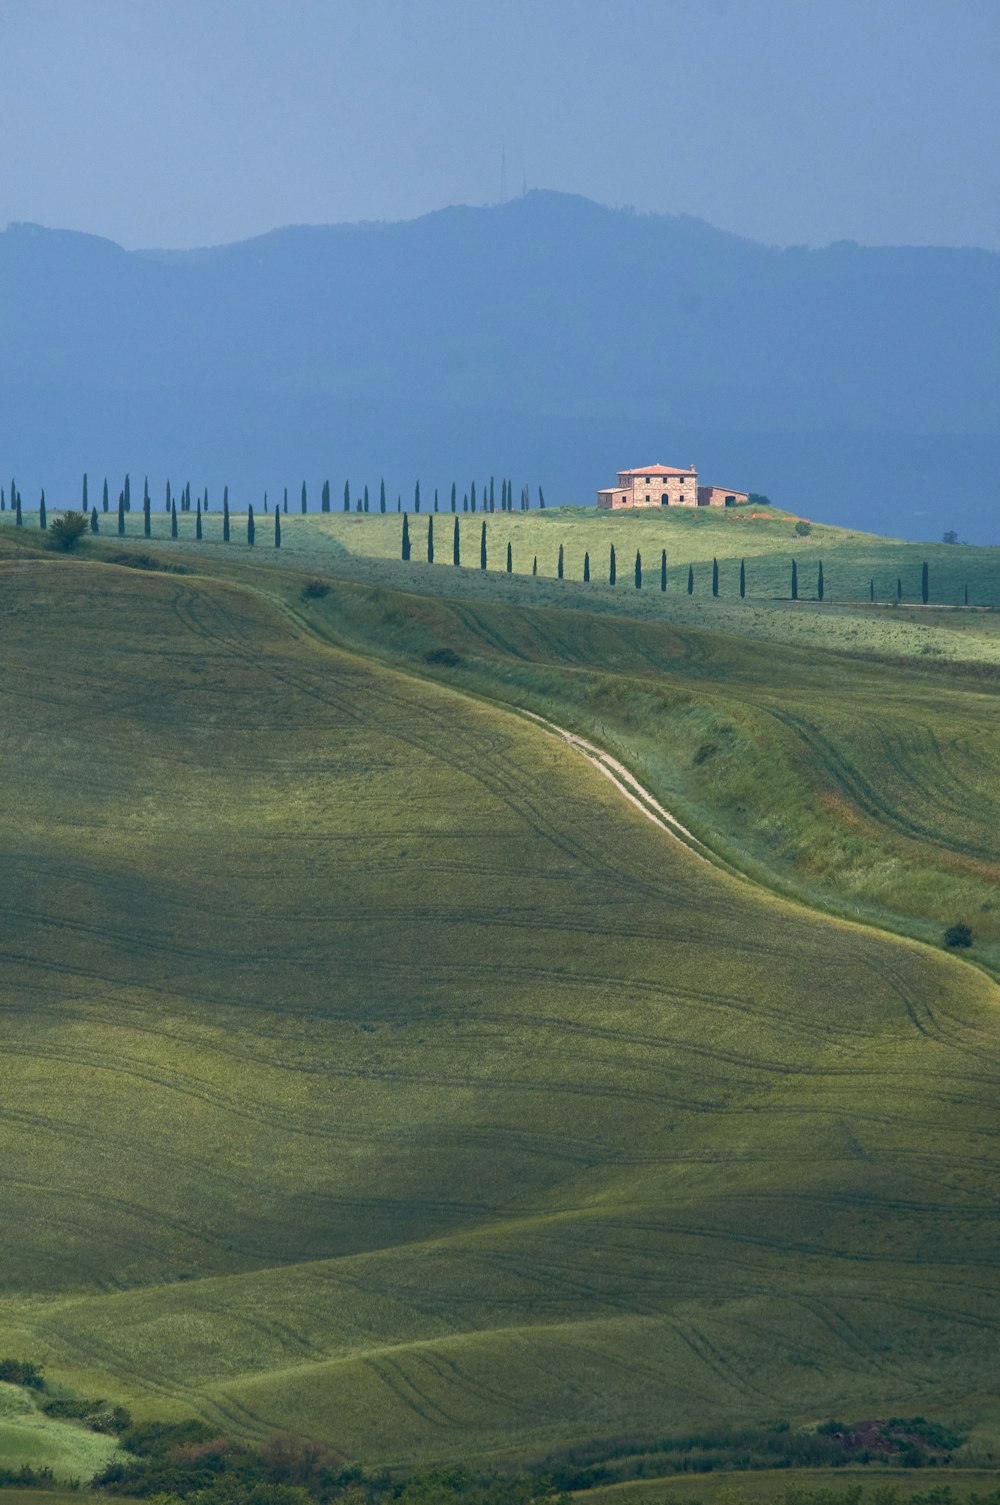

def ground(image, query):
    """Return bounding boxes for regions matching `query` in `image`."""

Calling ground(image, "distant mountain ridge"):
[2,191,997,541]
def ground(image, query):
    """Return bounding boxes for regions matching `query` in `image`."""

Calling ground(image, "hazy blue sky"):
[2,0,998,250]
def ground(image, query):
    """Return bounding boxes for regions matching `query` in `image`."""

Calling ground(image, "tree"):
[584,551,590,583]
[363,484,369,513]
[82,473,89,511]
[791,559,798,600]
[46,511,88,551]
[470,481,476,514]
[942,529,959,544]
[609,543,616,585]
[739,558,746,599]
[532,555,538,576]
[263,490,268,512]
[165,479,171,513]
[282,487,288,515]
[380,479,387,514]
[344,480,351,512]
[897,577,902,601]
[661,549,667,592]
[144,475,150,511]
[427,514,434,563]
[506,541,512,573]
[450,482,457,513]
[15,490,21,526]
[817,560,824,601]
[921,560,929,604]
[117,491,126,536]
[453,516,460,566]
[712,556,718,597]
[794,519,811,536]
[90,506,99,534]
[870,578,875,603]
[557,543,564,579]
[144,492,152,538]
[489,477,495,513]
[463,492,468,513]
[223,492,230,542]
[480,520,487,569]
[247,503,255,546]
[275,507,281,547]
[434,488,439,513]
[401,513,411,560]
[39,491,47,529]
[687,564,694,595]
[414,480,421,513]
[322,479,330,513]
[103,478,110,513]
[196,499,203,539]
[171,500,178,538]
[123,473,131,512]
[635,549,642,589]
[944,922,972,949]
[538,486,545,508]
[301,481,307,514]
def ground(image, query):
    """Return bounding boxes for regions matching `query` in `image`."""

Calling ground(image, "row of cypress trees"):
[400,521,946,602]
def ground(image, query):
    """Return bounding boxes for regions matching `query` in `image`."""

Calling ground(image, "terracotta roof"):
[618,465,696,477]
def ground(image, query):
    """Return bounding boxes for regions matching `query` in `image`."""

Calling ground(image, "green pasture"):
[0,551,999,1468]
[0,1383,121,1481]
[575,1470,1000,1505]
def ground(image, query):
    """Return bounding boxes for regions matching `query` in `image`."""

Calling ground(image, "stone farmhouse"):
[597,465,749,510]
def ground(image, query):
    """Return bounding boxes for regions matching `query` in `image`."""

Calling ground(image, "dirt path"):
[519,709,714,866]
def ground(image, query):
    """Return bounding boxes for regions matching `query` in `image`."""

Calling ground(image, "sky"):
[1,0,999,252]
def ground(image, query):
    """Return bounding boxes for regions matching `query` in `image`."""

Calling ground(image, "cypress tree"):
[9,476,14,512]
[506,541,512,573]
[413,480,420,513]
[450,482,457,513]
[356,496,362,512]
[171,500,178,537]
[712,556,719,597]
[164,479,171,513]
[739,558,746,599]
[661,549,667,592]
[489,477,495,513]
[538,486,545,508]
[223,492,230,541]
[203,486,209,511]
[15,491,21,526]
[401,513,411,559]
[583,551,590,582]
[322,479,330,513]
[344,480,350,512]
[687,564,694,595]
[897,577,902,601]
[123,474,131,512]
[532,555,538,576]
[103,479,110,513]
[453,517,460,566]
[301,481,307,514]
[90,506,99,533]
[380,479,386,514]
[82,473,89,511]
[363,484,370,514]
[1,486,4,511]
[117,491,125,535]
[818,560,824,601]
[522,485,529,511]
[557,543,564,579]
[283,487,288,514]
[870,578,875,603]
[275,508,281,547]
[921,560,929,603]
[635,549,642,589]
[500,479,507,512]
[263,491,268,513]
[144,492,151,538]
[39,491,47,529]
[609,543,616,585]
[463,493,468,512]
[480,520,487,570]
[791,559,798,600]
[470,481,476,513]
[427,514,434,563]
[434,488,439,513]
[196,499,202,539]
[397,496,401,512]
[248,504,255,546]
[143,475,150,511]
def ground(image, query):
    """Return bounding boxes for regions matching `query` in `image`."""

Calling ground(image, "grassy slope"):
[0,549,999,1469]
[0,1383,121,1480]
[575,1470,1000,1505]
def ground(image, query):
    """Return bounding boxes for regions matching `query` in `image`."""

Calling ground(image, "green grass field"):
[575,1469,1000,1505]
[0,1382,121,1481]
[0,534,998,1471]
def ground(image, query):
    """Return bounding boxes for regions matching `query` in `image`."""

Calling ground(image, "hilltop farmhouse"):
[597,465,749,510]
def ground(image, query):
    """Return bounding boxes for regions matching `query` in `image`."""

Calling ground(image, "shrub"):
[943,922,973,949]
[0,1358,45,1389]
[301,580,330,600]
[46,511,89,551]
[794,520,812,536]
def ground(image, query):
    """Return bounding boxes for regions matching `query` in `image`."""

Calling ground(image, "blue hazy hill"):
[1,192,997,540]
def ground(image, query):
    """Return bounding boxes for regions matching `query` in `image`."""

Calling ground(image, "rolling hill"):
[0,525,998,1468]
